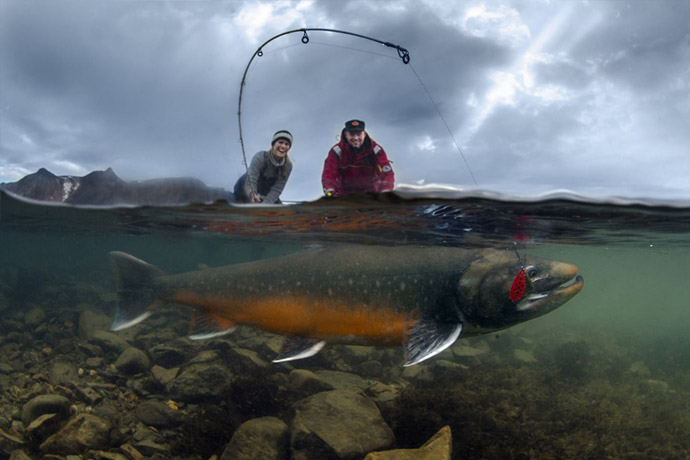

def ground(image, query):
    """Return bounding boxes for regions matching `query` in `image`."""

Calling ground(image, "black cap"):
[344,119,365,132]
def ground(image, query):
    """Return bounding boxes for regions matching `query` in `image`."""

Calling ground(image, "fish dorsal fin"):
[272,336,326,363]
[188,312,237,340]
[403,319,463,367]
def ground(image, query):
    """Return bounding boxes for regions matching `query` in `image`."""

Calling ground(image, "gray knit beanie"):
[271,130,293,147]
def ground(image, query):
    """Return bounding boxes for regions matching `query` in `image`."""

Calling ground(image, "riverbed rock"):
[9,450,33,460]
[148,343,189,367]
[365,382,404,417]
[90,331,130,354]
[363,425,452,460]
[167,363,233,402]
[78,310,111,340]
[513,349,537,364]
[290,389,395,460]
[114,347,151,375]
[132,438,169,457]
[39,414,113,454]
[314,370,373,390]
[226,348,270,374]
[49,361,79,386]
[219,416,288,460]
[24,306,46,327]
[134,400,182,428]
[21,394,71,425]
[452,341,490,364]
[150,365,179,386]
[25,412,62,441]
[286,369,335,397]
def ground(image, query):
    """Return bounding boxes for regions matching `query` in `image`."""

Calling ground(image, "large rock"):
[286,369,335,397]
[134,400,182,428]
[219,416,288,460]
[314,370,373,390]
[78,310,112,340]
[48,362,79,386]
[22,394,71,425]
[290,389,395,460]
[89,330,130,354]
[167,363,233,402]
[363,425,452,460]
[114,347,151,375]
[39,414,112,454]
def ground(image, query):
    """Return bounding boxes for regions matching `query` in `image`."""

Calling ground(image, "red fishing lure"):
[510,268,527,302]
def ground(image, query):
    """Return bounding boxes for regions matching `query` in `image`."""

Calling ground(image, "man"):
[321,120,394,197]
[234,130,293,204]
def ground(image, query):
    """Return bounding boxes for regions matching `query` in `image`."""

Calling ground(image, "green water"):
[3,190,690,458]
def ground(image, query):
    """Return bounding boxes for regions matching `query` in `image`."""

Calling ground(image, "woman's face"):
[272,139,291,158]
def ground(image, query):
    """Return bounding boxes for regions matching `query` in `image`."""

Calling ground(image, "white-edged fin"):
[403,320,463,367]
[111,310,154,331]
[188,312,237,341]
[273,336,326,363]
[189,328,236,341]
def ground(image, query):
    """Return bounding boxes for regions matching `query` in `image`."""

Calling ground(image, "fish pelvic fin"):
[272,336,326,363]
[403,319,463,367]
[188,312,237,340]
[109,251,166,331]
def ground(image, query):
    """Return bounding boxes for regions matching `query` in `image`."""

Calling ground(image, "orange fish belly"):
[172,291,417,346]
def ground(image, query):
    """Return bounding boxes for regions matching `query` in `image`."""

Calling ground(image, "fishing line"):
[282,40,478,185]
[408,63,478,186]
[307,41,403,61]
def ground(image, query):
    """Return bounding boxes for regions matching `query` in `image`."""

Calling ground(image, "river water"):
[2,187,690,459]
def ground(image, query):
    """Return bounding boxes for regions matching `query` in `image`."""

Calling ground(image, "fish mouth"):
[518,272,584,312]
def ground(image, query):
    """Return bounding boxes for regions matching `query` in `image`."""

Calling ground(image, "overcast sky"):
[1,0,689,201]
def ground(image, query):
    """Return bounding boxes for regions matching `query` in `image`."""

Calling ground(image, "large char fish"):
[109,246,583,366]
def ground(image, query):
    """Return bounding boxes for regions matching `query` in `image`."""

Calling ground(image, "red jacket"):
[321,137,394,196]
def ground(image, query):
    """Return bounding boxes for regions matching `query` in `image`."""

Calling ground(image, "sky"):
[1,0,689,202]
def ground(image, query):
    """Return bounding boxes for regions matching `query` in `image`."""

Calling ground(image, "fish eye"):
[525,266,538,278]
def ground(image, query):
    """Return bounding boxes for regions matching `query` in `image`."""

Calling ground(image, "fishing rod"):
[236,28,410,198]
[236,27,478,198]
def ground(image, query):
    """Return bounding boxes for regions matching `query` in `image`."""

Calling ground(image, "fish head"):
[457,249,584,331]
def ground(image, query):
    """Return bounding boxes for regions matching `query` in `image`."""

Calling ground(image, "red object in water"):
[510,268,527,302]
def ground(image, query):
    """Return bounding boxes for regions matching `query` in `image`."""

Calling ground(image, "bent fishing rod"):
[236,27,478,198]
[236,28,410,197]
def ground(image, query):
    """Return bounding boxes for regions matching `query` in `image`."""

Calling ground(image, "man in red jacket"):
[321,119,394,197]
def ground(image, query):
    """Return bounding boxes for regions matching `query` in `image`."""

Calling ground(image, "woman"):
[234,130,293,204]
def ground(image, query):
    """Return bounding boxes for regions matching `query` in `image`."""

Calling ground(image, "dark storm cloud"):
[1,0,243,178]
[1,0,689,199]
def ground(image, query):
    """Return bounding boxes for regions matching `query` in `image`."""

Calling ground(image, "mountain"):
[1,168,232,205]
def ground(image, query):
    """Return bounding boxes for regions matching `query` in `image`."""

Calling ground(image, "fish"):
[109,246,583,366]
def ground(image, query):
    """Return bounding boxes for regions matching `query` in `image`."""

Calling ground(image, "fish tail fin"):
[109,251,166,331]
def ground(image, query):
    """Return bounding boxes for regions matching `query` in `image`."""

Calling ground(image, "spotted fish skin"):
[109,246,583,365]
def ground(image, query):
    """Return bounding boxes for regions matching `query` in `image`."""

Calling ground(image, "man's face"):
[344,130,365,149]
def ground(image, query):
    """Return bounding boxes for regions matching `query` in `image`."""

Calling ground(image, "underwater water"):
[2,188,690,459]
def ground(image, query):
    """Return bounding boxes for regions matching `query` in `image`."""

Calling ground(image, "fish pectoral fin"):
[403,319,463,367]
[272,336,326,363]
[188,312,237,340]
